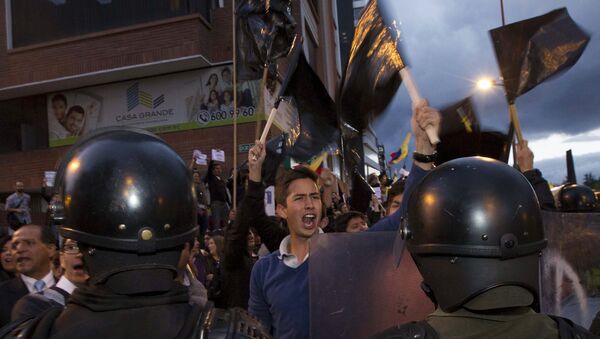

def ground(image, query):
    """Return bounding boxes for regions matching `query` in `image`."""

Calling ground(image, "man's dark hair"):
[385,179,406,208]
[67,105,85,118]
[22,224,56,247]
[334,211,367,233]
[221,67,231,76]
[275,166,319,206]
[51,94,67,105]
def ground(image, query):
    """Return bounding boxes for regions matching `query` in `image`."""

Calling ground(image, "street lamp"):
[476,78,497,91]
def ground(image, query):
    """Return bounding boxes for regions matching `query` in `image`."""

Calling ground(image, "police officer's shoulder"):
[371,321,439,339]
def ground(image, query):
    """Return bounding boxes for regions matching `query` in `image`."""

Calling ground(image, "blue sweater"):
[249,251,309,339]
[368,163,428,232]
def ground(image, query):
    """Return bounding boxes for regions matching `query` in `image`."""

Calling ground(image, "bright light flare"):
[476,78,495,91]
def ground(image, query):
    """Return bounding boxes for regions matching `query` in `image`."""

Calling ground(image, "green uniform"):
[428,307,558,339]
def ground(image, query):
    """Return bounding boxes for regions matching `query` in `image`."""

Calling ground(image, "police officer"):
[557,184,598,212]
[0,128,269,338]
[374,156,596,339]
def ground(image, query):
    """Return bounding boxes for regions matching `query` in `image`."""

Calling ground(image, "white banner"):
[47,65,262,147]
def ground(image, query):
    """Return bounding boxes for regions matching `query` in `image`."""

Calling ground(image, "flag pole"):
[398,68,440,145]
[508,102,524,145]
[255,67,269,140]
[232,0,238,211]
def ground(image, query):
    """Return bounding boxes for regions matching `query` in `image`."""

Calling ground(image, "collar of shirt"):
[277,229,324,269]
[55,275,77,295]
[21,271,56,293]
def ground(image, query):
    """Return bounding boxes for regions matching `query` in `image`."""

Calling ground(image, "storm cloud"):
[372,0,600,177]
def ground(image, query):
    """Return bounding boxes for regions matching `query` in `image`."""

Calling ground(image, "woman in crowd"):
[0,236,16,283]
[203,235,225,307]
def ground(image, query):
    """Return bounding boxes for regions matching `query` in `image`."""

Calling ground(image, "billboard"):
[47,65,265,147]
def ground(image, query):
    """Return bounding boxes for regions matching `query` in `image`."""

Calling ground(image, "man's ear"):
[276,204,288,219]
[46,243,57,258]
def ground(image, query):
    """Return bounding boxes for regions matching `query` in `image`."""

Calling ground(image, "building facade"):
[0,0,342,224]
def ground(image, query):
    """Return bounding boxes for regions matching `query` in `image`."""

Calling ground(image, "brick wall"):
[0,2,235,88]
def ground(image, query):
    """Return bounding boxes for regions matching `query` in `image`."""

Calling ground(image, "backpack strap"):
[548,315,598,339]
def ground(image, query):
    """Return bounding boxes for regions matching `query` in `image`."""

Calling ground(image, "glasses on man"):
[62,243,80,254]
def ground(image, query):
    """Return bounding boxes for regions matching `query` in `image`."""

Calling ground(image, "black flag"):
[281,43,339,163]
[235,0,296,80]
[439,97,480,136]
[340,0,407,131]
[349,170,375,214]
[436,98,510,165]
[490,8,590,102]
[262,133,287,186]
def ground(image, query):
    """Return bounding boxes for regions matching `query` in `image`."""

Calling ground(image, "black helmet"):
[401,157,546,312]
[558,184,597,212]
[53,127,197,253]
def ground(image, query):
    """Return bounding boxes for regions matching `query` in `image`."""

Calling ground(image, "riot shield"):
[541,211,600,328]
[309,231,433,338]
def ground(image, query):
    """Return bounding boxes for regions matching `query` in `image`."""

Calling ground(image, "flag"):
[281,43,339,163]
[389,132,411,165]
[307,152,327,175]
[439,97,480,136]
[435,130,512,166]
[235,0,296,80]
[262,133,287,186]
[489,8,590,102]
[349,169,375,213]
[340,0,407,131]
[434,97,512,165]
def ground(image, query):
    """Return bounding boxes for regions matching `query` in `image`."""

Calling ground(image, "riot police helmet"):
[401,156,546,312]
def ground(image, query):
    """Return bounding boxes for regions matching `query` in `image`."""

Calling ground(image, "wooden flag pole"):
[508,103,524,145]
[398,67,440,145]
[260,106,279,143]
[232,0,238,211]
[255,67,269,140]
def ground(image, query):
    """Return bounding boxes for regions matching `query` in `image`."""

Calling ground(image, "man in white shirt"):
[9,238,89,323]
[0,225,56,327]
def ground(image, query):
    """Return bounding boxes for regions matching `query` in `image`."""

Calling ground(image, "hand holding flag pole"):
[399,68,440,145]
[341,0,439,146]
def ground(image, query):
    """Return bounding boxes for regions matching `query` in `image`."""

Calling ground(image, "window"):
[9,0,213,48]
[305,22,319,74]
[353,6,365,26]
[0,95,49,154]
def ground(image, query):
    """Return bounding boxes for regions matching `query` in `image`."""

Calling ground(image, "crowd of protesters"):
[1,105,599,337]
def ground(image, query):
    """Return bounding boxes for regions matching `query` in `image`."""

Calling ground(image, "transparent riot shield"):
[309,231,433,338]
[540,211,600,328]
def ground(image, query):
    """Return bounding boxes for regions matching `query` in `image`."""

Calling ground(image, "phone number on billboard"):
[197,107,255,125]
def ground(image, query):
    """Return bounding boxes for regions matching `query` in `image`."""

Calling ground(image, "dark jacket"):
[242,180,287,252]
[221,189,261,309]
[0,278,28,327]
[10,286,70,323]
[523,169,556,211]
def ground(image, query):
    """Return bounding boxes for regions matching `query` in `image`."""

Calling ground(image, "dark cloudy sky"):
[372,0,600,184]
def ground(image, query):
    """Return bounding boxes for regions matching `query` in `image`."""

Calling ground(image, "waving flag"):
[490,8,589,102]
[282,43,339,162]
[235,0,296,80]
[389,132,411,164]
[339,0,407,131]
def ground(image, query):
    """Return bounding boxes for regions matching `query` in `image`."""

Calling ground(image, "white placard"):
[264,186,275,216]
[44,171,56,187]
[211,149,225,162]
[193,150,207,165]
[373,186,382,201]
